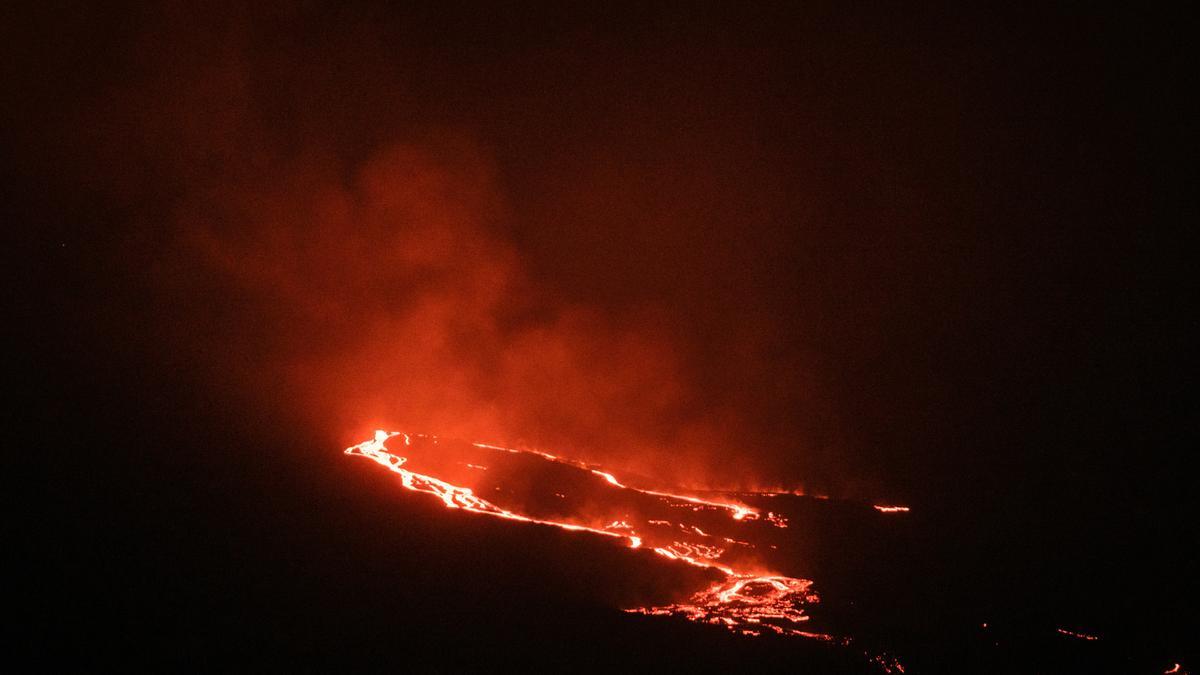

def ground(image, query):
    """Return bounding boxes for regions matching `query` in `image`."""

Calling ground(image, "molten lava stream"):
[346,431,904,673]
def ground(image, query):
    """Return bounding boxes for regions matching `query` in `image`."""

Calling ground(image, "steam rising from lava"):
[156,136,807,492]
[69,8,855,496]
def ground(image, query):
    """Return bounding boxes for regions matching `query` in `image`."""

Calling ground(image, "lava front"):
[346,431,901,672]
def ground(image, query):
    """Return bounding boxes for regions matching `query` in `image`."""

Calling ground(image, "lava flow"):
[345,431,905,672]
[347,433,824,627]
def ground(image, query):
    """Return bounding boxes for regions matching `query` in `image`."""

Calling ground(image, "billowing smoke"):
[52,4,867,495]
[169,135,726,481]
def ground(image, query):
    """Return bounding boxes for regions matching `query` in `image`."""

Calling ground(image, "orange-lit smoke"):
[162,136,746,486]
[72,7,844,494]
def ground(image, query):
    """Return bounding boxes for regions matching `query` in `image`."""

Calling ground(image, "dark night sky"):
[9,2,1195,670]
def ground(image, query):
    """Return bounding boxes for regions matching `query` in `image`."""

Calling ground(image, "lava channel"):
[346,431,903,672]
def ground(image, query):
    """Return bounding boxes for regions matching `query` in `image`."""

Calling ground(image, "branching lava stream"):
[346,430,905,673]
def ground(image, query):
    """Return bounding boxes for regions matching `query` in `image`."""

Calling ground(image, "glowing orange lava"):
[346,430,905,673]
[347,431,632,544]
[1056,627,1100,641]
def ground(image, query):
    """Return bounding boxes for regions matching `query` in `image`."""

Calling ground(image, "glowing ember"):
[1056,627,1100,641]
[873,505,911,513]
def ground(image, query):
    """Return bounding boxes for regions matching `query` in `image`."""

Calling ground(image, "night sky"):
[10,2,1194,671]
